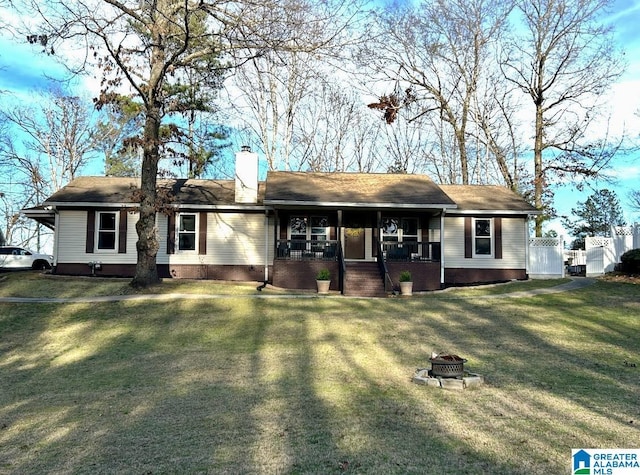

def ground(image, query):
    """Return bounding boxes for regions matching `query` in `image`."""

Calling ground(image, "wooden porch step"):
[343,262,388,297]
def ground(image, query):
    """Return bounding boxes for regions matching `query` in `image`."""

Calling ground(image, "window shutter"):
[198,212,207,255]
[167,212,176,254]
[464,217,472,258]
[118,210,127,254]
[494,217,502,259]
[86,210,95,253]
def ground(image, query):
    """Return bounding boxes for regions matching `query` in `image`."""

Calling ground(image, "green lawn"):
[0,274,638,474]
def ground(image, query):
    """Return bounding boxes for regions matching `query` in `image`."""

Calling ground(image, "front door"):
[344,228,365,259]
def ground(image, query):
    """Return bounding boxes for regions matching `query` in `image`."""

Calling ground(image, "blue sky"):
[0,0,639,231]
[548,0,640,229]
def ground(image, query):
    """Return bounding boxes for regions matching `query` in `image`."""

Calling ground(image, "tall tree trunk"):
[533,101,544,237]
[131,107,162,288]
[455,128,469,184]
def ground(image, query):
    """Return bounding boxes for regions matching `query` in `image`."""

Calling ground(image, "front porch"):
[272,239,442,296]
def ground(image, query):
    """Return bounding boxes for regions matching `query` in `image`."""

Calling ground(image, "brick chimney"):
[235,146,259,204]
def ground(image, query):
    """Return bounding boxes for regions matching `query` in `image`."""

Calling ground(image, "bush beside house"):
[620,248,640,273]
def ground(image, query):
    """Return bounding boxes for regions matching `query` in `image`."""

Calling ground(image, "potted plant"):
[316,268,331,294]
[399,270,413,296]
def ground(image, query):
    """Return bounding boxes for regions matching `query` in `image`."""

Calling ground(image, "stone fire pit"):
[429,353,467,377]
[412,353,484,390]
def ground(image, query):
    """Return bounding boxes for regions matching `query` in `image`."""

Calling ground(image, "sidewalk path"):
[0,278,595,303]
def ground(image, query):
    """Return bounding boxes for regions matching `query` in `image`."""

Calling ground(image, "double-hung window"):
[97,211,118,251]
[381,218,399,243]
[401,218,418,243]
[289,216,329,252]
[381,217,418,243]
[474,218,493,256]
[381,217,419,259]
[290,216,307,251]
[310,216,329,252]
[177,213,197,252]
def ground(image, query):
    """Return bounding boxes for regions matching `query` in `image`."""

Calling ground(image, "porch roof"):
[264,172,457,209]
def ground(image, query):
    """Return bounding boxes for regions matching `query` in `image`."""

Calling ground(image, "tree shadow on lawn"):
[1,283,638,474]
[351,283,640,469]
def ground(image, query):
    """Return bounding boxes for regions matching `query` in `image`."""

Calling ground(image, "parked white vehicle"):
[0,247,54,270]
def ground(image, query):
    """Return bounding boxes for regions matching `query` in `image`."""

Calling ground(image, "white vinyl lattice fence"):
[528,237,565,278]
[585,236,614,275]
[528,224,640,278]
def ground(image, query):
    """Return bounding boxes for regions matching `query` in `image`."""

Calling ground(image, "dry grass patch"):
[0,271,297,299]
[1,279,638,474]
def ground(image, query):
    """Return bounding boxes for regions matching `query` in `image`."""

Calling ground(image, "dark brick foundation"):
[272,260,340,291]
[386,261,442,291]
[445,268,527,286]
[55,263,271,282]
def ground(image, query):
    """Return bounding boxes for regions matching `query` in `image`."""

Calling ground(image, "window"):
[381,218,399,242]
[381,217,418,242]
[178,213,197,251]
[311,216,329,252]
[289,216,328,241]
[97,212,117,250]
[290,216,307,251]
[402,218,418,242]
[381,217,420,260]
[288,216,329,253]
[474,218,492,256]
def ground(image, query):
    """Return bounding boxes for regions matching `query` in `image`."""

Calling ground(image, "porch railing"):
[381,241,441,262]
[376,240,396,293]
[276,239,339,260]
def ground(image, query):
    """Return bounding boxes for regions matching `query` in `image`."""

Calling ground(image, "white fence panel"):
[586,237,614,275]
[527,224,639,279]
[528,237,564,278]
[611,225,639,258]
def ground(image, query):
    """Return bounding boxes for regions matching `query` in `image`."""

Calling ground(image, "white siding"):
[56,210,139,264]
[58,210,274,267]
[444,216,527,269]
[157,212,274,266]
[207,213,270,265]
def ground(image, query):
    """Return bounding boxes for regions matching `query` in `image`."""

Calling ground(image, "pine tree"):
[562,189,626,249]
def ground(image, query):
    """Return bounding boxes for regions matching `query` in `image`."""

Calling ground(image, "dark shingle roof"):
[44,176,265,206]
[440,185,537,213]
[264,171,456,208]
[42,175,537,214]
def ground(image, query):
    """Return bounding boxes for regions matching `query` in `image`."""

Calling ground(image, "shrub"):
[399,270,412,282]
[316,268,331,280]
[620,248,640,273]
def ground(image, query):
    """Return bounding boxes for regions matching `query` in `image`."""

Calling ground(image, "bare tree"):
[501,0,625,235]
[292,84,380,172]
[629,190,640,215]
[365,0,513,185]
[229,49,315,171]
[225,0,367,172]
[470,70,527,190]
[0,88,98,249]
[11,0,350,287]
[1,88,97,191]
